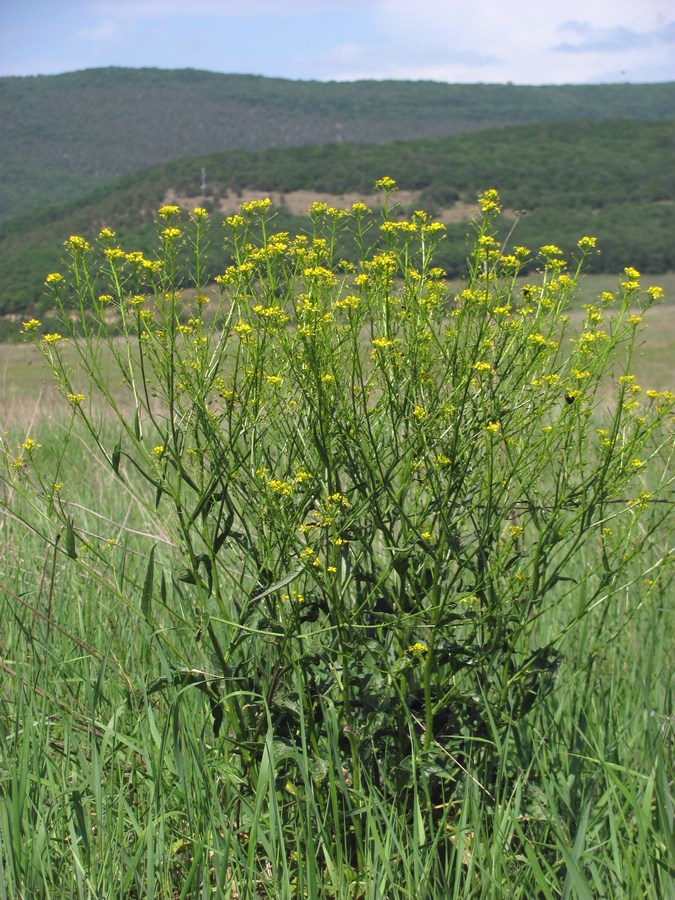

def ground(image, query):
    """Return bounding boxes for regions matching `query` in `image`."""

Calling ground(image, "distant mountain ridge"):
[1,67,674,223]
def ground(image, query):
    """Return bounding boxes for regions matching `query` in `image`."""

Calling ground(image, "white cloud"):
[318,0,675,82]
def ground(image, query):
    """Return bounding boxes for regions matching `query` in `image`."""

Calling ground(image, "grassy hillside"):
[1,118,673,329]
[1,67,674,222]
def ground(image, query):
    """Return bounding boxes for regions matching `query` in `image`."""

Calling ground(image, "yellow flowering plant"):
[4,184,673,857]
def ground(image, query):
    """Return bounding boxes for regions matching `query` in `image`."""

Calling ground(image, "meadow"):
[0,189,673,898]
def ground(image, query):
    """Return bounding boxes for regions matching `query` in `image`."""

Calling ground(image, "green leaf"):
[111,436,121,474]
[251,567,304,602]
[141,545,155,622]
[64,517,77,559]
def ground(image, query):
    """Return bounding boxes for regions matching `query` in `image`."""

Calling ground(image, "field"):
[3,273,675,430]
[1,197,673,897]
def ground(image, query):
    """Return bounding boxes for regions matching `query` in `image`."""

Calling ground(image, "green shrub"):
[3,182,673,894]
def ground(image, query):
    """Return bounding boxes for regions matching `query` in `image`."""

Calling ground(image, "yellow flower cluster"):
[268,479,293,496]
[380,220,418,235]
[158,205,181,219]
[252,304,290,323]
[374,176,397,192]
[472,361,494,374]
[528,333,557,351]
[371,336,399,350]
[539,244,563,257]
[240,198,272,213]
[334,294,360,311]
[65,235,90,252]
[477,189,501,214]
[303,266,338,288]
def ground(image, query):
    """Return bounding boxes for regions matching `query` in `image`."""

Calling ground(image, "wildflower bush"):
[4,182,673,894]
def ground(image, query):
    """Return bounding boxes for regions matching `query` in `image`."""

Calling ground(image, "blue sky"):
[1,0,674,84]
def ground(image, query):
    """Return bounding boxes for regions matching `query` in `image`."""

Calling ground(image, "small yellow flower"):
[577,236,597,250]
[335,294,360,311]
[65,235,90,252]
[21,318,41,334]
[477,189,501,214]
[234,322,253,339]
[66,393,85,405]
[406,641,429,657]
[485,422,501,434]
[240,197,272,213]
[21,438,41,452]
[374,176,397,191]
[158,205,181,219]
[162,227,181,239]
[539,244,563,257]
[624,266,641,279]
[268,479,293,496]
[152,445,165,457]
[191,207,208,220]
[473,361,493,373]
[99,227,115,239]
[42,333,65,345]
[371,337,398,350]
[45,272,63,285]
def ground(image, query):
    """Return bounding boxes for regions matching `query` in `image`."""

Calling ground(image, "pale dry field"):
[163,186,479,223]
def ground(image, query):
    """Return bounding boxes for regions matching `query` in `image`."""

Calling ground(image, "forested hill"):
[1,118,673,329]
[1,67,674,222]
